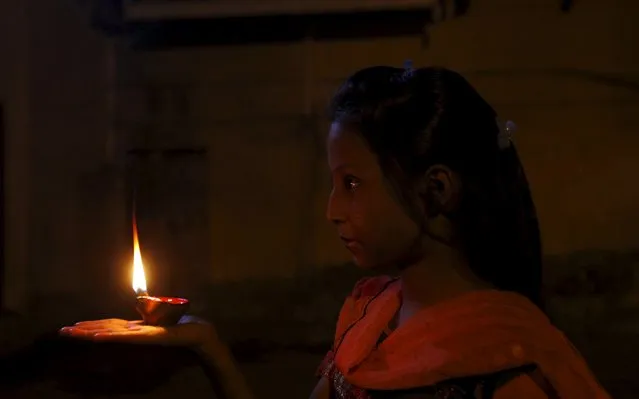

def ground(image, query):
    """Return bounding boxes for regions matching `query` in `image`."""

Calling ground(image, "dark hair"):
[328,66,543,308]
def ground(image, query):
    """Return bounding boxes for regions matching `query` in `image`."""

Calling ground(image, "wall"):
[0,0,133,331]
[0,0,31,315]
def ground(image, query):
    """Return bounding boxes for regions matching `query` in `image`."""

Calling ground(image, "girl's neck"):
[398,240,491,319]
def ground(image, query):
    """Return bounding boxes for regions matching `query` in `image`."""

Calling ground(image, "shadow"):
[0,329,328,397]
[126,10,435,49]
[0,332,202,395]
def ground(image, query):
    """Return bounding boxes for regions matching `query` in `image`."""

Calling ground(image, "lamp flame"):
[132,215,148,296]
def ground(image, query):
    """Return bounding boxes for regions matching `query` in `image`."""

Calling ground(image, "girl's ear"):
[416,164,462,216]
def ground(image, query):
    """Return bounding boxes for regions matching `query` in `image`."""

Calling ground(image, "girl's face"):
[326,122,422,269]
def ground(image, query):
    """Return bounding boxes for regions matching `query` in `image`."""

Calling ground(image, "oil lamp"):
[132,216,189,326]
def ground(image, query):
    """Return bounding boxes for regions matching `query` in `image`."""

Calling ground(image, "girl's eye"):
[344,176,361,192]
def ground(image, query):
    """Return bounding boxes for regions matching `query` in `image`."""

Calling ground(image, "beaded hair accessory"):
[403,59,414,71]
[496,119,516,150]
[401,59,415,80]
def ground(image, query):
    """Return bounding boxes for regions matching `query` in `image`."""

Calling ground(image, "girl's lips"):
[340,237,360,250]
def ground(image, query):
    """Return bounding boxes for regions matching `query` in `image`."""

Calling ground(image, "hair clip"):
[403,59,415,75]
[497,119,516,150]
[403,59,414,70]
[401,59,415,80]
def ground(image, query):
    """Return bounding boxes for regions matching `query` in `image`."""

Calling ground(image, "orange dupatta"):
[329,276,610,398]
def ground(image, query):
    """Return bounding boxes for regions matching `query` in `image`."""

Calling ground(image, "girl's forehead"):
[327,123,376,167]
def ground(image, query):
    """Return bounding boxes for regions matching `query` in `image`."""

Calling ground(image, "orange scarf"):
[331,276,610,398]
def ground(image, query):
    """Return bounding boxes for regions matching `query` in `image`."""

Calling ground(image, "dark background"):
[1,0,638,397]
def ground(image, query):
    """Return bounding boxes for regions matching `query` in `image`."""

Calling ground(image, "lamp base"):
[135,296,189,326]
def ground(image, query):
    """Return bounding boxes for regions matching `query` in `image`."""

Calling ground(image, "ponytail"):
[460,143,543,309]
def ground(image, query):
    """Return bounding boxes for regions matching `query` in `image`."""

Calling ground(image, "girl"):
[61,66,610,398]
